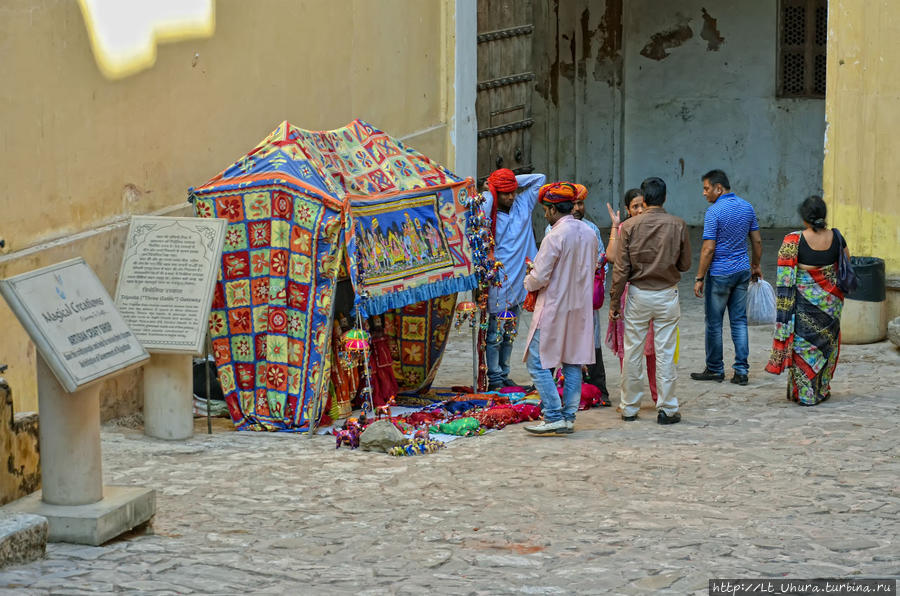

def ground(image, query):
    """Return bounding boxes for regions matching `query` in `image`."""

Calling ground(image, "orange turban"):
[540,182,578,204]
[573,183,587,200]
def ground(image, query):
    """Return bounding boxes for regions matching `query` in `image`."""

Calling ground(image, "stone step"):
[0,513,47,568]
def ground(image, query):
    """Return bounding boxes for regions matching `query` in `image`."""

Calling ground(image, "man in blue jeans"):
[522,182,597,434]
[544,184,609,404]
[482,168,547,391]
[691,169,763,385]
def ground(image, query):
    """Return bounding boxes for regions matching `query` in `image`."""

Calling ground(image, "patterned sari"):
[765,232,843,405]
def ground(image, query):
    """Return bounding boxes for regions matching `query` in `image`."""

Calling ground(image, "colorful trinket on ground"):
[388,437,445,457]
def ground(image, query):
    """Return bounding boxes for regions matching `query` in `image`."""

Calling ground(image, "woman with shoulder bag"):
[765,195,850,406]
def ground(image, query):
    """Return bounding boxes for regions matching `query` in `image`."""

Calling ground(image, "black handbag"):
[832,228,858,294]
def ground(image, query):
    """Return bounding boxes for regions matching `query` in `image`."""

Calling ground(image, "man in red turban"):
[482,167,546,391]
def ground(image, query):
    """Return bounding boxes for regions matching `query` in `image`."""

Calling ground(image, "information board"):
[0,258,150,393]
[115,216,226,354]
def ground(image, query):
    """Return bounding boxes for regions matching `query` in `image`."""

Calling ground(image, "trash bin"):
[842,257,887,344]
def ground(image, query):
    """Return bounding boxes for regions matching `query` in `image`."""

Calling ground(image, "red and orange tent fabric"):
[191,120,478,431]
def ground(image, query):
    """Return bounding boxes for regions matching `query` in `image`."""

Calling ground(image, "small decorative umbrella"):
[344,328,370,352]
[454,301,478,333]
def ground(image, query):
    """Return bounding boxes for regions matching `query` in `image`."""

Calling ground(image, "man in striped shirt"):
[691,170,763,386]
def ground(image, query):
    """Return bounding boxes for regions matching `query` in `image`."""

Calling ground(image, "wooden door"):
[476,0,535,183]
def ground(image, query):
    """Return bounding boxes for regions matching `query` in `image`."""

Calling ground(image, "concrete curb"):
[0,512,47,568]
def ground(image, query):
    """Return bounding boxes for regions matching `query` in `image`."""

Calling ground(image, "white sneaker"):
[563,420,574,433]
[524,419,567,434]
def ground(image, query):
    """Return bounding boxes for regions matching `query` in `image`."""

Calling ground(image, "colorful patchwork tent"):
[191,120,478,432]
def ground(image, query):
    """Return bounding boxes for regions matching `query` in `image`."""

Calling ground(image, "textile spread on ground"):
[321,384,611,455]
[192,120,477,431]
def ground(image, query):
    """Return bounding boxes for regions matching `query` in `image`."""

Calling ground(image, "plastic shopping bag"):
[746,278,776,326]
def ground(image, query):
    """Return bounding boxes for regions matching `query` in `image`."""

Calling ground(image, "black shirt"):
[798,229,846,266]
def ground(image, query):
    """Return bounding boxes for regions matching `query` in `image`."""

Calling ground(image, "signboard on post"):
[115,216,226,354]
[0,258,150,393]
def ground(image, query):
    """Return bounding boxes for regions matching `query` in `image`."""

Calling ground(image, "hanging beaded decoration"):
[453,300,478,333]
[460,187,508,391]
[497,308,518,338]
[351,310,375,415]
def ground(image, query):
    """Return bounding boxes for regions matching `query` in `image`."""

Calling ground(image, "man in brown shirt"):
[609,177,691,424]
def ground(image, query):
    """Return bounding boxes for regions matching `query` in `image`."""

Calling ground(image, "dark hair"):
[702,169,731,190]
[550,201,574,214]
[622,188,643,219]
[798,195,827,230]
[640,177,666,206]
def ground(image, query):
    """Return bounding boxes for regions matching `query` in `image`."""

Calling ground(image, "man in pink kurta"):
[522,182,598,435]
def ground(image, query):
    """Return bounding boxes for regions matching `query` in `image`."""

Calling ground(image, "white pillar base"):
[36,356,102,506]
[24,356,156,544]
[143,353,193,440]
[2,486,155,546]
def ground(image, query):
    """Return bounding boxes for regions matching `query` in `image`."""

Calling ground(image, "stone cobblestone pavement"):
[1,230,898,594]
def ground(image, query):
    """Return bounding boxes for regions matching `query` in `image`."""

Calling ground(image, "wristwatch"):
[695,277,704,282]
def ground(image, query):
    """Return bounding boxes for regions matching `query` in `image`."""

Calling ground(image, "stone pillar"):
[143,353,193,440]
[36,356,102,506]
[6,355,157,545]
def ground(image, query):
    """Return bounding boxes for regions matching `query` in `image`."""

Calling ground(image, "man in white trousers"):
[608,177,691,424]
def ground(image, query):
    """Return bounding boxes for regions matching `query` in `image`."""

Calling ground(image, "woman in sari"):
[766,196,848,406]
[604,189,659,403]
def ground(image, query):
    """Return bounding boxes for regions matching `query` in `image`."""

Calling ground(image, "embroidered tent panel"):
[350,184,476,316]
[193,120,476,431]
[290,120,455,195]
[383,294,457,393]
[195,184,343,431]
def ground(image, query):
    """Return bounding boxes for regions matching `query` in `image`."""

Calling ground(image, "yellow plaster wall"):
[823,0,900,280]
[0,379,41,505]
[0,0,457,414]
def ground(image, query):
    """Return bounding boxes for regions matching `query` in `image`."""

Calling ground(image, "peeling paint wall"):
[0,379,40,506]
[532,0,624,232]
[623,1,826,226]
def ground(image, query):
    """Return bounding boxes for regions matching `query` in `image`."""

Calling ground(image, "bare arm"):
[516,173,548,212]
[749,229,763,280]
[694,239,716,297]
[605,203,621,264]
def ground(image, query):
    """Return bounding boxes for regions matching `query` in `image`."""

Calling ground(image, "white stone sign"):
[115,216,226,354]
[0,258,150,393]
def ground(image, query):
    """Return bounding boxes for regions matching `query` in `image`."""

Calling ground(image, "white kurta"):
[523,215,598,369]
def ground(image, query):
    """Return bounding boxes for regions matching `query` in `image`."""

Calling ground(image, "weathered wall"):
[0,203,193,419]
[532,0,623,232]
[823,0,900,311]
[0,0,465,415]
[0,378,40,506]
[622,0,826,226]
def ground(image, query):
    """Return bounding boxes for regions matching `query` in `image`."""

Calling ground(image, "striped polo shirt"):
[702,192,759,276]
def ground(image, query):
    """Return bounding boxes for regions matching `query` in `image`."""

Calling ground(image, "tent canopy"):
[192,120,477,431]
